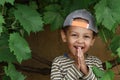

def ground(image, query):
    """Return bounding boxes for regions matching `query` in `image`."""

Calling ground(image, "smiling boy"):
[51,9,103,80]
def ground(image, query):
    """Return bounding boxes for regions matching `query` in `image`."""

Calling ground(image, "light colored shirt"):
[51,54,103,80]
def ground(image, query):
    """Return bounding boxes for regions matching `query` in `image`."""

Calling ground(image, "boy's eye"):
[71,34,77,36]
[71,34,78,38]
[84,35,91,38]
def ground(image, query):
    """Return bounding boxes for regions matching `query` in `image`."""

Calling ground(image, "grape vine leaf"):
[2,75,11,80]
[0,0,14,5]
[60,0,98,17]
[0,14,5,35]
[100,70,114,80]
[4,63,26,80]
[117,47,120,58]
[94,0,120,32]
[29,1,38,10]
[92,66,105,78]
[0,34,17,63]
[44,4,61,12]
[14,4,44,34]
[68,0,91,11]
[9,33,31,63]
[43,4,64,30]
[105,61,112,69]
[0,47,17,63]
[93,66,114,80]
[109,35,120,54]
[98,28,114,43]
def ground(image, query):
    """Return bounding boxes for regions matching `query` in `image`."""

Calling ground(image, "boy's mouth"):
[74,46,84,50]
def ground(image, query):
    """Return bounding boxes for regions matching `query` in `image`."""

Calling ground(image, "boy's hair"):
[62,9,98,34]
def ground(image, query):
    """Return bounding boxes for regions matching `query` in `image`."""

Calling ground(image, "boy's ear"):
[61,30,67,42]
[90,38,95,46]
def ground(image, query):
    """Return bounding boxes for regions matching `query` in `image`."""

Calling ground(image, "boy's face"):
[61,19,95,57]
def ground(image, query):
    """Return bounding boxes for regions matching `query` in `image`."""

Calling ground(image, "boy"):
[51,9,103,80]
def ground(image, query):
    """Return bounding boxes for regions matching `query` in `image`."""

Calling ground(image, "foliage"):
[14,4,44,34]
[9,33,31,63]
[110,35,120,54]
[0,34,17,62]
[92,62,114,80]
[0,13,4,34]
[4,63,26,80]
[43,4,64,30]
[0,0,14,5]
[0,0,120,80]
[95,0,120,32]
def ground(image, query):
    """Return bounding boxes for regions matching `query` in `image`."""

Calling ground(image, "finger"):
[77,47,80,59]
[78,47,88,74]
[77,47,82,59]
[77,47,81,65]
[78,47,85,64]
[78,47,83,57]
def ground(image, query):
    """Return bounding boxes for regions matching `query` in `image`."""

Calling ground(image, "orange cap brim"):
[71,20,89,28]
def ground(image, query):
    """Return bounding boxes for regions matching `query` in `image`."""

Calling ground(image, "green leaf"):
[98,27,114,43]
[4,63,26,80]
[109,35,120,54]
[71,0,91,9]
[0,34,17,63]
[0,44,17,63]
[105,61,112,69]
[117,47,120,58]
[60,0,73,17]
[9,33,31,63]
[2,75,10,80]
[44,4,61,12]
[93,66,114,80]
[60,0,93,17]
[29,1,38,10]
[0,0,14,5]
[94,0,120,32]
[0,14,5,35]
[14,4,44,34]
[92,66,105,78]
[50,0,59,3]
[43,4,64,30]
[100,70,114,80]
[43,11,64,30]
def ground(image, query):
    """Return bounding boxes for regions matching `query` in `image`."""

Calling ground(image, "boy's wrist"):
[82,65,89,76]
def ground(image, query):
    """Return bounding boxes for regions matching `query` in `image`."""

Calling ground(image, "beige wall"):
[22,26,120,80]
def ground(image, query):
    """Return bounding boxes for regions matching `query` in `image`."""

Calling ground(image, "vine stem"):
[101,29,107,43]
[11,19,17,29]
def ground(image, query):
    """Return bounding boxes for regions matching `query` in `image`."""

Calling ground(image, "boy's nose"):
[76,37,84,43]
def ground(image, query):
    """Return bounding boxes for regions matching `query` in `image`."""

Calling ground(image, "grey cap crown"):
[63,9,98,33]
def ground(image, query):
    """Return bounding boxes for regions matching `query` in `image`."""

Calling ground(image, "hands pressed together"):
[74,47,89,75]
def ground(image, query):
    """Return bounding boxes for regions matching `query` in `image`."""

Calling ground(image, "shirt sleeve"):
[82,56,104,80]
[83,66,97,80]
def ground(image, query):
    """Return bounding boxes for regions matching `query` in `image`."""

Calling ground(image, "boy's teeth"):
[75,46,82,49]
[78,47,82,49]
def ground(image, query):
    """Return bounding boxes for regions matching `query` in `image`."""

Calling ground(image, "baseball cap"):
[63,9,98,33]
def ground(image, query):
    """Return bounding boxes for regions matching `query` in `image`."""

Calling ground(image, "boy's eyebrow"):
[69,30,78,33]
